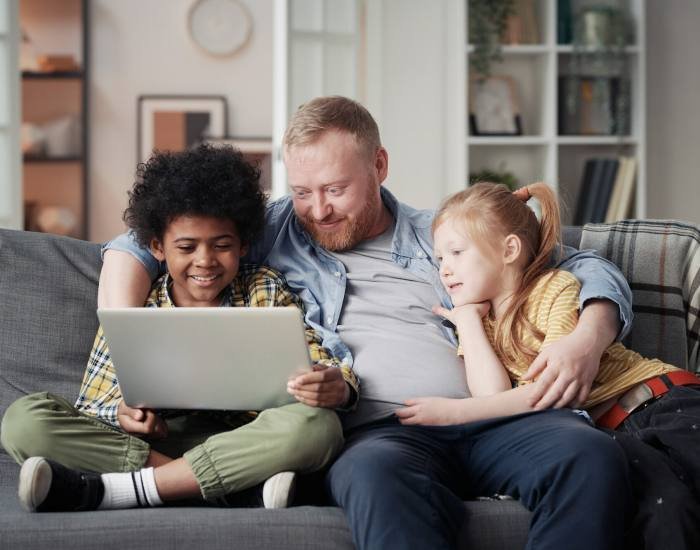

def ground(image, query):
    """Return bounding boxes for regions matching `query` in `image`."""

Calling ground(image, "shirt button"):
[334,271,341,277]
[416,250,425,258]
[326,316,333,324]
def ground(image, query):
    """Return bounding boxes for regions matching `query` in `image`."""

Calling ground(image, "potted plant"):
[469,0,515,78]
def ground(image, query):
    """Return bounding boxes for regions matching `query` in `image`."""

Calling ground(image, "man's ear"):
[375,147,389,185]
[150,238,166,262]
[503,234,522,265]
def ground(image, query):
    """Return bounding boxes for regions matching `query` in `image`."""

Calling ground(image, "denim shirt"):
[104,187,633,367]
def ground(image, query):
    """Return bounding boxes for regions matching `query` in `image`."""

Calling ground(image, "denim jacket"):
[104,187,633,367]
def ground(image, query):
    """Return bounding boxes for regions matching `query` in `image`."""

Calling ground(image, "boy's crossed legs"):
[1,392,343,511]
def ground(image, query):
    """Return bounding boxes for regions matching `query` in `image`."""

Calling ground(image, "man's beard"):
[300,197,379,252]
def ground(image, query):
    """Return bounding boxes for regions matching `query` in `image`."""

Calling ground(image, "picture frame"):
[469,76,522,136]
[137,95,228,163]
[206,137,273,193]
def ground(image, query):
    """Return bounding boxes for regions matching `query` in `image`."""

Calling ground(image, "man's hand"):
[117,400,168,439]
[395,397,466,426]
[522,299,620,409]
[287,364,350,408]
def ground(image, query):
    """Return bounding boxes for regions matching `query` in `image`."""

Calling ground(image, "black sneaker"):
[18,457,105,512]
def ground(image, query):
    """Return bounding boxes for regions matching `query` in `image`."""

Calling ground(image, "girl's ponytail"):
[517,182,562,292]
[496,182,563,365]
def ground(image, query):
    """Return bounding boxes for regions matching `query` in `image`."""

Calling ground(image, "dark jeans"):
[605,384,700,550]
[326,409,631,550]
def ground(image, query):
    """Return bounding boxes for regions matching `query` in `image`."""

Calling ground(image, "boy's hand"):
[287,365,350,408]
[395,397,466,426]
[117,400,168,439]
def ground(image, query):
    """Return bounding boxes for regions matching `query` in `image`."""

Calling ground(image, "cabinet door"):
[272,0,359,199]
[0,0,21,229]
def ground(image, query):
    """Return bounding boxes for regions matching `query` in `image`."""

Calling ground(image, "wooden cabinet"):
[20,0,88,238]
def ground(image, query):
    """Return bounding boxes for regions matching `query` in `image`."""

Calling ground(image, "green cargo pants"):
[1,392,343,500]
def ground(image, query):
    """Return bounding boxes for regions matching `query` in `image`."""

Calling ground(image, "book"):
[574,159,605,225]
[574,158,621,225]
[604,156,627,223]
[613,157,637,220]
[591,158,619,223]
[557,0,573,44]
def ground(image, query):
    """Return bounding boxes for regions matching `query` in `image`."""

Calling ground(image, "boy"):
[0,144,352,512]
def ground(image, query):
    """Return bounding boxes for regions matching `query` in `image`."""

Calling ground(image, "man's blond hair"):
[283,96,381,159]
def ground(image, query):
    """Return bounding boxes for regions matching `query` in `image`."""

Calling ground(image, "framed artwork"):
[137,95,228,163]
[469,76,522,136]
[206,137,273,193]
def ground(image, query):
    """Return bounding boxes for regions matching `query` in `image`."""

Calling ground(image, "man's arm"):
[522,298,619,409]
[98,231,163,308]
[99,250,153,308]
[523,246,632,409]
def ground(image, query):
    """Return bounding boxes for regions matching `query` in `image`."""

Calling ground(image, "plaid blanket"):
[580,220,700,374]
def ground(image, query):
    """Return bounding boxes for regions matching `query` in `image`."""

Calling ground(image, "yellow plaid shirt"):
[74,264,358,428]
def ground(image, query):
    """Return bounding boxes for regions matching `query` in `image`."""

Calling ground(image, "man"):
[101,96,633,549]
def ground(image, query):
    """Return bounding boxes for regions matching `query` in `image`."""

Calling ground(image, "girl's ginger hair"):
[433,182,563,366]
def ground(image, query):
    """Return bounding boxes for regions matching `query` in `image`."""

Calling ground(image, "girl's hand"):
[395,397,467,426]
[433,302,490,326]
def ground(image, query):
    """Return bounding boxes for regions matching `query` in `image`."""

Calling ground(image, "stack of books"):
[573,156,637,225]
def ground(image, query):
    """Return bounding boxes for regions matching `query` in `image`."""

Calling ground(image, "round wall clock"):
[188,0,253,57]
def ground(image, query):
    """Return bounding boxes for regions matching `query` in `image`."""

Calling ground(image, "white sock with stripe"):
[98,467,163,510]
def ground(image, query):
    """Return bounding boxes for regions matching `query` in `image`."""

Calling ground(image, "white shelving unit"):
[465,0,646,224]
[0,0,21,230]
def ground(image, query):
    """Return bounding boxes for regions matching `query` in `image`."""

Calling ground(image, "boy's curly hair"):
[123,144,266,247]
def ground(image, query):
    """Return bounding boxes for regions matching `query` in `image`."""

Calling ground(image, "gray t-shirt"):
[331,224,469,429]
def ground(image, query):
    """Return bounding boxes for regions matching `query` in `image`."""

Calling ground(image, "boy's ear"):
[150,238,166,261]
[240,242,249,258]
[503,234,522,265]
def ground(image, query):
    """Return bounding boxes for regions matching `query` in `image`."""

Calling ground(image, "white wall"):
[646,0,700,223]
[364,0,464,211]
[89,0,273,242]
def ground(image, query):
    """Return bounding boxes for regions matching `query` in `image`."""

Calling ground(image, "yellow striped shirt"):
[480,270,677,408]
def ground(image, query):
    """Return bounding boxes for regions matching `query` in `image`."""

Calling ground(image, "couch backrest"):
[579,220,700,374]
[1,222,697,450]
[0,229,101,425]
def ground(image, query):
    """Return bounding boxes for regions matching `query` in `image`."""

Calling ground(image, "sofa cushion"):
[0,229,101,422]
[580,220,700,372]
[0,453,528,550]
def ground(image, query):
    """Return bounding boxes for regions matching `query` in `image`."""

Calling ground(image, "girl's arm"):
[395,384,539,426]
[398,272,589,427]
[433,303,512,396]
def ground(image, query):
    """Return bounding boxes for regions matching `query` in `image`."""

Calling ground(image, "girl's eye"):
[215,244,232,250]
[178,246,194,253]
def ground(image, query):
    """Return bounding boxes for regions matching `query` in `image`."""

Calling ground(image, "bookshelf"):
[465,0,646,225]
[20,0,89,238]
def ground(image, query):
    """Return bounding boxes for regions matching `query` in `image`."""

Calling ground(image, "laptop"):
[96,307,313,411]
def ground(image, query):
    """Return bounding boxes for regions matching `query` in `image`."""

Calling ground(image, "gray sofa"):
[1,221,697,549]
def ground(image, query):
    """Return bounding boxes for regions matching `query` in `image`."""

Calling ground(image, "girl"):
[395,182,700,550]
